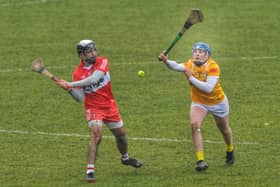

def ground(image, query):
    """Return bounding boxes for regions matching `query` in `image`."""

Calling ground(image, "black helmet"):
[77,40,96,55]
[76,39,97,63]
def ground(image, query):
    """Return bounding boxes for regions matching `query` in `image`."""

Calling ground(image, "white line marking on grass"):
[0,129,276,145]
[240,56,278,60]
[0,0,48,7]
[0,56,278,74]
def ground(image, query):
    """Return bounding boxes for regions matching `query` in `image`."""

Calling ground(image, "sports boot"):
[121,157,142,168]
[226,150,235,165]
[85,172,96,183]
[195,160,208,172]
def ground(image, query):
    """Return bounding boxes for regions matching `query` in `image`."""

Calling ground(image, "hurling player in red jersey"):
[55,39,142,182]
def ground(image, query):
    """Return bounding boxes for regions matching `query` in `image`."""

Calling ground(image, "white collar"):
[82,64,93,70]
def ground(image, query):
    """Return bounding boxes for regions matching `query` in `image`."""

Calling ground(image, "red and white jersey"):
[72,56,116,108]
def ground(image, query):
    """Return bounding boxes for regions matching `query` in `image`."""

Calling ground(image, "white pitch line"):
[240,56,278,60]
[0,56,278,74]
[0,0,48,7]
[0,129,275,145]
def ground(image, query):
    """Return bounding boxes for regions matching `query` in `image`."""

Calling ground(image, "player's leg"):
[211,96,234,165]
[87,122,103,167]
[85,121,103,182]
[103,103,142,168]
[213,115,234,165]
[109,123,127,155]
[84,108,104,183]
[106,121,142,168]
[214,116,233,148]
[190,104,208,171]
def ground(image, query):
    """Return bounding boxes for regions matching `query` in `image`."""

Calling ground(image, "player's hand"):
[54,77,72,91]
[184,68,192,79]
[158,51,168,63]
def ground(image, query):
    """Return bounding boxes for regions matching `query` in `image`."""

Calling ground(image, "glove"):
[53,77,72,91]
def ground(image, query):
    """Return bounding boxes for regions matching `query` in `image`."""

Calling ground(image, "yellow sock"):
[226,144,234,152]
[196,151,204,161]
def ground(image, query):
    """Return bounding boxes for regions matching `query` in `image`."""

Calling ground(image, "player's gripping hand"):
[159,51,168,63]
[184,68,192,79]
[53,77,72,92]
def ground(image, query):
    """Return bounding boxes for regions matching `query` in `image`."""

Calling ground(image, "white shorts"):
[191,96,229,118]
[88,120,123,129]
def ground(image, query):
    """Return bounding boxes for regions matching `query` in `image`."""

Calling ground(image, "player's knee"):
[190,120,200,129]
[89,131,102,145]
[190,121,202,133]
[89,135,102,145]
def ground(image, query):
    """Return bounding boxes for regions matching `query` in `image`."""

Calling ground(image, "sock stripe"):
[87,164,95,173]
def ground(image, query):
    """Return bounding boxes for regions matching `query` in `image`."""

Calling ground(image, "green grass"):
[0,0,280,186]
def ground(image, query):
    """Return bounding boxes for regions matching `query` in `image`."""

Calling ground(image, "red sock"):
[87,164,95,174]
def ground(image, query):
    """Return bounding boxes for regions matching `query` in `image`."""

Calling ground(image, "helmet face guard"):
[77,40,97,64]
[192,42,211,66]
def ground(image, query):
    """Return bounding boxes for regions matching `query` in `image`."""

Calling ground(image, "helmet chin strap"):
[81,53,96,65]
[194,61,206,66]
[193,54,209,66]
[85,56,96,64]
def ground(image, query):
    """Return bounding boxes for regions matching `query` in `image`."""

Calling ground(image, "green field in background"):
[0,0,279,186]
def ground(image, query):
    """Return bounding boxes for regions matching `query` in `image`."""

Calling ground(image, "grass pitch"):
[0,0,280,186]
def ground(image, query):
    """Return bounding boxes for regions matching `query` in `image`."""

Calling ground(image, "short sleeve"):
[181,59,192,69]
[95,57,109,73]
[208,63,220,76]
[72,68,81,81]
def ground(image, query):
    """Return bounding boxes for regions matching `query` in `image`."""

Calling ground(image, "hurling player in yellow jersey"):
[159,42,234,172]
